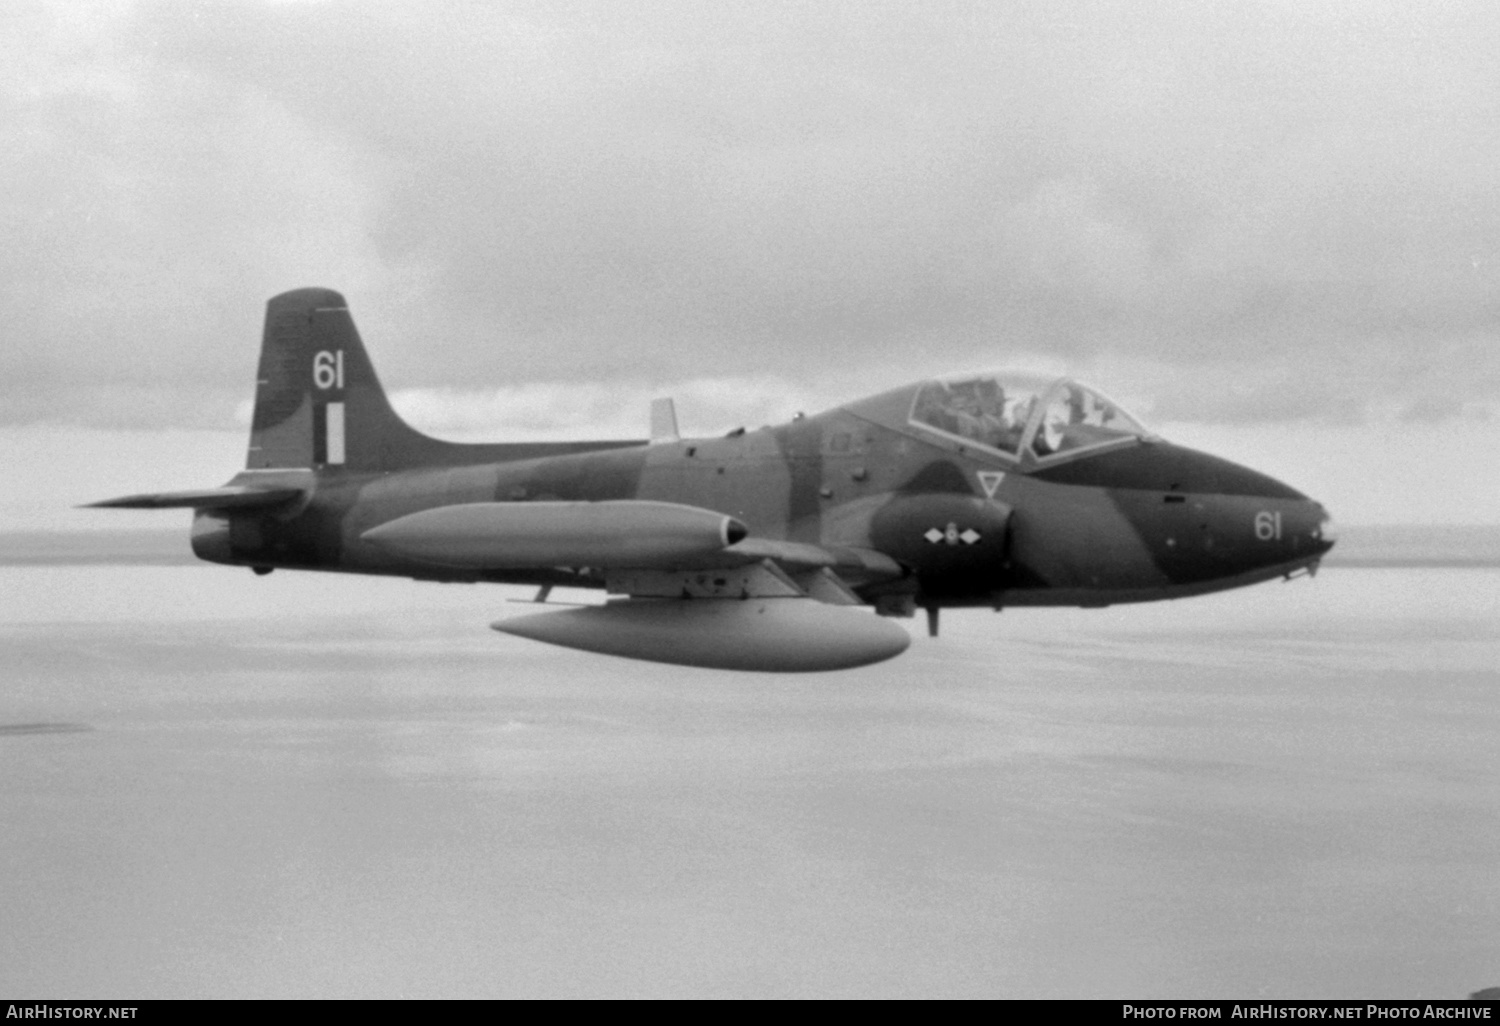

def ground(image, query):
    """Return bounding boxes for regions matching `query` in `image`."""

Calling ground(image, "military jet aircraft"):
[92,288,1335,671]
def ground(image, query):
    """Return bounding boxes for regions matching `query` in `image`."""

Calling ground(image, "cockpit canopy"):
[908,372,1152,462]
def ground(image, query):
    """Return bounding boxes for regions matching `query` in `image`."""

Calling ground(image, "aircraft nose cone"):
[1275,498,1335,561]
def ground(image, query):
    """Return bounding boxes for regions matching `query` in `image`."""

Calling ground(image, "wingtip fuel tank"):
[361,500,748,570]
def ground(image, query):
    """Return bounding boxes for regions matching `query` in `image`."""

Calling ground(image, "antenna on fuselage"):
[650,397,680,444]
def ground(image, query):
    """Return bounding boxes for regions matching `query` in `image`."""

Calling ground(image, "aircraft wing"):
[357,499,911,671]
[713,537,902,579]
[84,486,306,510]
[495,546,912,670]
[380,499,919,671]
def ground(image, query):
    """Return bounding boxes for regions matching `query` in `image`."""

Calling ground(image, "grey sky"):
[4,1,1499,440]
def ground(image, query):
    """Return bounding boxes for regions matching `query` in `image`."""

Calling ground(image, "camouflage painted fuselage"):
[188,288,1333,615]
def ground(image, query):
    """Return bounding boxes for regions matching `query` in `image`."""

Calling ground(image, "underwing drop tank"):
[494,598,912,672]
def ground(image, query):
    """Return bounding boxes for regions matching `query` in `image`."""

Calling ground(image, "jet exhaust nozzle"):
[190,511,233,565]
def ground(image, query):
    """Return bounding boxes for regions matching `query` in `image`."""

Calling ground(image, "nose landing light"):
[1314,508,1338,547]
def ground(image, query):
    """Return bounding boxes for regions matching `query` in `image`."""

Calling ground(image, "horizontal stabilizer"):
[84,487,305,510]
[494,597,911,672]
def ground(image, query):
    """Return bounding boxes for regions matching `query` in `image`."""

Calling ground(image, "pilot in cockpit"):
[912,375,1149,459]
[948,386,983,443]
[1067,385,1089,425]
[915,388,958,435]
[996,392,1034,454]
[1035,383,1134,456]
[972,379,1007,447]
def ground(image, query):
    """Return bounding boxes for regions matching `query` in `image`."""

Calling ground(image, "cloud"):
[3,0,1498,431]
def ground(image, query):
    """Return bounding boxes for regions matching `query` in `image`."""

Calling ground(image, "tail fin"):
[248,287,421,473]
[247,287,647,475]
